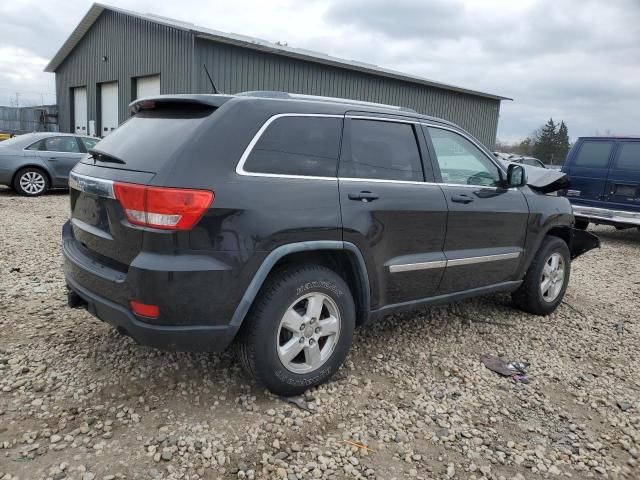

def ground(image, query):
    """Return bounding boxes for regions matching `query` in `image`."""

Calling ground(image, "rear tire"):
[512,236,571,316]
[237,264,355,396]
[574,218,589,230]
[13,167,49,196]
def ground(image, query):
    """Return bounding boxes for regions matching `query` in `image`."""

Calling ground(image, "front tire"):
[237,264,355,396]
[512,236,571,316]
[13,167,49,196]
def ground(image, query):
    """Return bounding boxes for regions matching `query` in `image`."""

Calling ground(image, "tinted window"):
[81,137,99,150]
[427,127,500,187]
[341,120,423,181]
[244,116,343,177]
[25,139,44,150]
[42,136,80,153]
[574,141,613,168]
[615,142,640,171]
[91,106,215,173]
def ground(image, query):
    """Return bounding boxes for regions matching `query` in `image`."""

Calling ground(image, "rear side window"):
[39,136,81,153]
[81,137,99,151]
[574,141,613,168]
[244,116,343,177]
[340,119,423,181]
[614,142,640,171]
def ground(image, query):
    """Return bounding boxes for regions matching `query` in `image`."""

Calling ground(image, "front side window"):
[340,119,424,182]
[42,136,80,153]
[243,116,343,177]
[574,141,613,168]
[615,142,640,171]
[427,127,500,187]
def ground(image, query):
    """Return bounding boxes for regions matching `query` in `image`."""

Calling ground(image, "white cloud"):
[0,0,638,140]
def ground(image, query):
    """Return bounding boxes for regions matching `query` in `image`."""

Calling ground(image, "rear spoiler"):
[129,94,234,114]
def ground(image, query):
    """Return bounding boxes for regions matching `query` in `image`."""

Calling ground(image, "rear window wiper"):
[88,149,126,164]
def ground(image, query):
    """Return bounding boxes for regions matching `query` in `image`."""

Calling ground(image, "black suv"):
[63,92,598,395]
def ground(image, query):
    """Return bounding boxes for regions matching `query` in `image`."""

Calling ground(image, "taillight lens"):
[130,300,159,318]
[113,182,214,230]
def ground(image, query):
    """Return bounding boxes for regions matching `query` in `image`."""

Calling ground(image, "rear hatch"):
[68,99,221,269]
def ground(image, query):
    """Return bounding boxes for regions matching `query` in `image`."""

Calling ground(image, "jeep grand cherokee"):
[63,92,599,395]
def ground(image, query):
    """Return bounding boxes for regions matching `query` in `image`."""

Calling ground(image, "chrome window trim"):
[235,113,343,181]
[389,251,520,273]
[235,113,514,191]
[68,171,115,199]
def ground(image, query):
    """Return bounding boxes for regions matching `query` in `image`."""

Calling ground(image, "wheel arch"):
[229,241,371,328]
[543,224,600,260]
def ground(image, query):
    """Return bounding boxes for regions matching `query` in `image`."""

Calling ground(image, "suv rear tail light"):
[130,300,159,318]
[113,182,214,230]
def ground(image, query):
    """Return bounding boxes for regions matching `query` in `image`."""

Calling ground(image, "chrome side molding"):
[389,251,521,273]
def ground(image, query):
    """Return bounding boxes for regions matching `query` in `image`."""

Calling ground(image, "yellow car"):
[0,133,13,142]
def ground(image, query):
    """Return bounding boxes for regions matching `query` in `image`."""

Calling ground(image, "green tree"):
[555,121,570,166]
[532,118,557,163]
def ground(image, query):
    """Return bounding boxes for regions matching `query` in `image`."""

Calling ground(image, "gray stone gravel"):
[1,186,639,480]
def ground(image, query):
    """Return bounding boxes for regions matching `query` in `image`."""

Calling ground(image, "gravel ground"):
[1,186,640,480]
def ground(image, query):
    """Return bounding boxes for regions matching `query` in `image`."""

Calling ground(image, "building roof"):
[44,3,512,101]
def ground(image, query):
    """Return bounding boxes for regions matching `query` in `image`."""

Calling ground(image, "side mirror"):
[506,163,527,188]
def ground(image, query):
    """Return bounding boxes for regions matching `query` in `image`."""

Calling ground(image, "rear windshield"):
[88,105,215,172]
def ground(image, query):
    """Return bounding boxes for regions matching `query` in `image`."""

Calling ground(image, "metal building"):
[45,3,509,146]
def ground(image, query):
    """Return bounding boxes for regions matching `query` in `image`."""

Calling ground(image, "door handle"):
[348,191,379,202]
[48,157,58,160]
[451,194,474,204]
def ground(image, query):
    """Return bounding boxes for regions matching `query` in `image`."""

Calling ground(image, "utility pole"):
[15,92,20,108]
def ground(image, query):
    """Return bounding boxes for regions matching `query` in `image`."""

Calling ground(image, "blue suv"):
[562,137,640,229]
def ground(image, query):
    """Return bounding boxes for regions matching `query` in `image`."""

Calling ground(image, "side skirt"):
[367,280,522,323]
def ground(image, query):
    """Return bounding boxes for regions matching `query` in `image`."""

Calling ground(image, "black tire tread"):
[237,264,347,390]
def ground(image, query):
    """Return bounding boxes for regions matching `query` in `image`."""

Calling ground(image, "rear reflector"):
[130,300,159,318]
[113,182,213,230]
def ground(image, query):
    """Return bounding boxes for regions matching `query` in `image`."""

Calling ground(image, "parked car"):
[561,136,640,230]
[0,133,15,142]
[63,92,599,395]
[0,132,99,196]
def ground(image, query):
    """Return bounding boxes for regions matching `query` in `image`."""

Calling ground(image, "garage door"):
[73,87,87,135]
[100,81,119,137]
[135,75,160,99]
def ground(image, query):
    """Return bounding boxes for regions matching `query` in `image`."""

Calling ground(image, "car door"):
[563,139,616,208]
[604,140,640,214]
[423,125,530,294]
[338,114,448,310]
[36,136,85,182]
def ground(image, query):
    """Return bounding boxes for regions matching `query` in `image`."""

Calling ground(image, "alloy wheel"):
[540,252,566,302]
[276,292,341,374]
[19,171,46,195]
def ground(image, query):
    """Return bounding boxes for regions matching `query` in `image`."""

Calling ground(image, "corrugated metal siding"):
[53,11,500,146]
[54,11,193,133]
[194,39,500,147]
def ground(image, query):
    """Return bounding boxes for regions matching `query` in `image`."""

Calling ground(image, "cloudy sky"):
[1,0,638,141]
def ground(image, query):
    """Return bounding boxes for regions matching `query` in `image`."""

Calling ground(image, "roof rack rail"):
[236,91,417,113]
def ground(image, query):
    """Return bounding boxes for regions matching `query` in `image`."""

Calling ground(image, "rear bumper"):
[572,204,640,227]
[66,275,239,352]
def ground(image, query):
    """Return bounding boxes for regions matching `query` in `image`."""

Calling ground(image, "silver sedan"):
[0,132,99,196]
